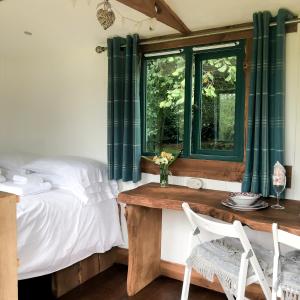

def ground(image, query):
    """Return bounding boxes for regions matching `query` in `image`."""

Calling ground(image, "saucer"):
[221,199,269,211]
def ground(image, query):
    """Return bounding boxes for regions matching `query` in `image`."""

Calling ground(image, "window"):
[143,51,185,154]
[142,41,245,162]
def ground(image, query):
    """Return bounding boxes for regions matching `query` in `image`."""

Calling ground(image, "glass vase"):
[160,165,169,188]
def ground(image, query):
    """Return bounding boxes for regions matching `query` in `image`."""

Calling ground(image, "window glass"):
[198,56,237,151]
[144,55,185,153]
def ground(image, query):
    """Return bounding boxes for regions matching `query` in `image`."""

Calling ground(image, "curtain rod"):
[95,17,300,53]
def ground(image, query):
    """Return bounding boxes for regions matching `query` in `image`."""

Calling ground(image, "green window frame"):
[141,41,245,162]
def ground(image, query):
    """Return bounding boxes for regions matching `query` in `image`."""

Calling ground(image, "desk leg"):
[125,205,162,296]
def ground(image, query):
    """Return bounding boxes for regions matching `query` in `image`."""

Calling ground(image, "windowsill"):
[142,158,293,188]
[141,157,245,182]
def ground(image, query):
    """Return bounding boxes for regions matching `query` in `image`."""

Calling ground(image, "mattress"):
[17,189,123,280]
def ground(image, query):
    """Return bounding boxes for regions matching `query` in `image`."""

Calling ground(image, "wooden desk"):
[118,182,300,297]
[0,192,18,300]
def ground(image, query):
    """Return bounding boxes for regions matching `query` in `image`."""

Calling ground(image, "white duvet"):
[17,189,123,280]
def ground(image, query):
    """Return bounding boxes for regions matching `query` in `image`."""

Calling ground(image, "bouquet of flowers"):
[142,150,181,187]
[153,151,175,166]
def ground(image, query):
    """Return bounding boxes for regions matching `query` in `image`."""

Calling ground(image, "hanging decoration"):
[71,0,157,32]
[96,0,115,30]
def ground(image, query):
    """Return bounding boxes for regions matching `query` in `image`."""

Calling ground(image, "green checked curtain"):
[107,34,141,183]
[242,9,295,196]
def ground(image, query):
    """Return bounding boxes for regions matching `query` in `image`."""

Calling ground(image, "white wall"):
[0,50,108,161]
[0,28,300,264]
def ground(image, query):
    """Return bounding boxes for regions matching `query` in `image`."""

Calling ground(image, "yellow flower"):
[160,151,173,162]
[160,152,167,158]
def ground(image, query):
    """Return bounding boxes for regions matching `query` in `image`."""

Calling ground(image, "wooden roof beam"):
[115,0,191,34]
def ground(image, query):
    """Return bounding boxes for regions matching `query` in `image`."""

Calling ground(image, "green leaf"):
[218,65,227,73]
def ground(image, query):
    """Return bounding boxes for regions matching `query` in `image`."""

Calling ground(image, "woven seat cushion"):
[186,237,273,294]
[279,250,300,296]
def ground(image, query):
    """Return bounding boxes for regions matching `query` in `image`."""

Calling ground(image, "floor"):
[60,264,226,300]
[19,264,226,300]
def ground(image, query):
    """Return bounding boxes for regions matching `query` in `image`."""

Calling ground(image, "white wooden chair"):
[272,223,300,300]
[181,202,272,300]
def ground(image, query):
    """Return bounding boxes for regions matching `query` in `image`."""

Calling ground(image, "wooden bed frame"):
[52,248,118,298]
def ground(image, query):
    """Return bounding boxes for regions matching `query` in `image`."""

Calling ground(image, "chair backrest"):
[272,223,300,250]
[182,202,272,300]
[182,202,240,239]
[272,223,300,300]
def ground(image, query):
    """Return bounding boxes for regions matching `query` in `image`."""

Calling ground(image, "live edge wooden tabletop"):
[118,182,300,236]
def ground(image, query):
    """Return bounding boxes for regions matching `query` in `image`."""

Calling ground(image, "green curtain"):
[242,9,295,196]
[107,34,141,183]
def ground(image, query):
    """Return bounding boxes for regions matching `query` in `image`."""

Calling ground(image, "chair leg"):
[249,256,272,300]
[236,253,249,300]
[272,253,280,300]
[279,288,284,300]
[217,277,235,300]
[181,265,192,300]
[222,288,235,300]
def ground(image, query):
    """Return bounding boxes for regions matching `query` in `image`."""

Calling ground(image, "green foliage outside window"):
[145,55,185,153]
[143,43,245,161]
[199,56,236,151]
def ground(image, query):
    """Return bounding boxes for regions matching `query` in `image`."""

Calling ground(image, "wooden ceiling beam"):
[115,0,191,34]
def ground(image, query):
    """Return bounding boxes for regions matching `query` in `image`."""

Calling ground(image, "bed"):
[17,188,123,280]
[0,153,123,296]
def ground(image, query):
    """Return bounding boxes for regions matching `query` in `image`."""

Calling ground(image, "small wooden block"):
[99,250,116,272]
[52,263,80,298]
[80,254,101,283]
[52,249,117,298]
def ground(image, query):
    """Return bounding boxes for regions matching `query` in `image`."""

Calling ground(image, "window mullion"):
[193,55,201,153]
[183,48,193,158]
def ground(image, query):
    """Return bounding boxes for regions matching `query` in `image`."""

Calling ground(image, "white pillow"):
[35,173,118,204]
[2,168,32,180]
[86,181,118,204]
[24,156,105,187]
[0,152,38,172]
[23,156,108,203]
